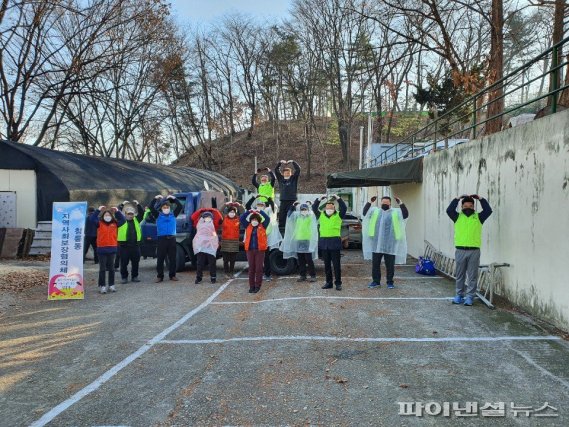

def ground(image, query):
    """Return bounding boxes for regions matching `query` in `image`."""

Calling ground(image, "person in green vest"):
[362,195,409,289]
[283,202,319,282]
[118,200,144,284]
[312,194,347,290]
[252,167,276,199]
[447,194,493,306]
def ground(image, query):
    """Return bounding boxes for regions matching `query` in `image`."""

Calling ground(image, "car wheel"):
[269,249,297,276]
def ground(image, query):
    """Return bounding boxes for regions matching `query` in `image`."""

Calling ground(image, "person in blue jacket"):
[149,194,183,282]
[84,206,99,264]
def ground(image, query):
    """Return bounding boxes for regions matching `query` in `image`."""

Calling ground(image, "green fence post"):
[552,45,559,114]
[471,95,477,140]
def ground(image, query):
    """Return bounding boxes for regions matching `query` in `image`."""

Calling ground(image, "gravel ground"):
[1,251,568,426]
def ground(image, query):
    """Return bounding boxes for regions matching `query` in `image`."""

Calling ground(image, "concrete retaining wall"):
[392,110,569,331]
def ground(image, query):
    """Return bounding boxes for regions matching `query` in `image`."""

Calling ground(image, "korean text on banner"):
[48,202,87,300]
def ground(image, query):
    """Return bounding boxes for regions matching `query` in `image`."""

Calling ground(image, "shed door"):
[0,191,17,227]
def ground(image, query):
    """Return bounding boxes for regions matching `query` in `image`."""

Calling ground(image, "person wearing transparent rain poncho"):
[245,195,283,281]
[192,211,220,284]
[362,196,409,289]
[282,202,319,283]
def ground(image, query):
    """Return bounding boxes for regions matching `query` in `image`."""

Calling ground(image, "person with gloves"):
[90,206,125,294]
[283,202,318,283]
[447,194,493,306]
[149,194,183,282]
[240,209,270,293]
[362,196,409,289]
[193,211,220,284]
[117,200,145,284]
[221,202,245,277]
[252,167,276,199]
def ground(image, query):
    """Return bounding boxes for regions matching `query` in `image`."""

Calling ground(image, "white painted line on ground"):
[232,276,444,280]
[212,296,452,305]
[29,269,244,427]
[160,335,562,345]
[511,347,569,391]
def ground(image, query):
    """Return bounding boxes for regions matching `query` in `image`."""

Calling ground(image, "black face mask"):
[381,204,390,211]
[462,208,475,217]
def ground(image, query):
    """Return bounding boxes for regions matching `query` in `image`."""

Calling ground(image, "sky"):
[169,0,293,27]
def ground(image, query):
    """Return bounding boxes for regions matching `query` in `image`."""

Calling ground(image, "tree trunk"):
[486,0,504,134]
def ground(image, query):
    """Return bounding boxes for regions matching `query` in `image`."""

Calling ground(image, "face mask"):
[284,175,291,180]
[204,218,212,223]
[228,212,236,218]
[381,204,390,211]
[162,208,170,215]
[257,205,266,210]
[325,209,334,216]
[251,220,259,227]
[301,210,309,216]
[462,208,475,217]
[103,215,112,222]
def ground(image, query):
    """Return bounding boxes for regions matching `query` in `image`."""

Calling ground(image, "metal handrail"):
[369,34,569,167]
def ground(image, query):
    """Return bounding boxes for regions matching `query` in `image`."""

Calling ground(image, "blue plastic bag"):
[415,256,436,276]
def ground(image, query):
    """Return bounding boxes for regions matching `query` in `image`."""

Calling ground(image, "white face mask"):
[228,212,236,218]
[325,209,334,216]
[162,208,170,215]
[204,217,212,223]
[103,215,112,222]
[301,210,309,216]
[251,220,259,227]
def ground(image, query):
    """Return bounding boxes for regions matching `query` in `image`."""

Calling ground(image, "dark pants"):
[298,252,315,278]
[222,252,237,273]
[157,236,177,279]
[120,245,141,279]
[114,244,121,269]
[322,249,341,286]
[98,253,115,287]
[263,250,271,277]
[246,250,265,289]
[278,200,295,228]
[372,252,395,285]
[196,252,217,280]
[84,236,98,263]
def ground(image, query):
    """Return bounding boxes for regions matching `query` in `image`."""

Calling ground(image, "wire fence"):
[369,35,569,167]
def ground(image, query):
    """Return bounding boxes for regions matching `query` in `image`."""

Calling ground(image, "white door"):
[0,191,17,227]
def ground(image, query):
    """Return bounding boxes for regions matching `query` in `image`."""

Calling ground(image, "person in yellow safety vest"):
[312,194,347,291]
[252,167,276,199]
[362,196,409,289]
[446,194,493,306]
[283,202,319,282]
[117,201,144,284]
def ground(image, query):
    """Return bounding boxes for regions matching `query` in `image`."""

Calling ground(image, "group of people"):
[84,156,493,306]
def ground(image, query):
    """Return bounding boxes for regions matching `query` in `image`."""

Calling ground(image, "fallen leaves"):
[0,270,48,292]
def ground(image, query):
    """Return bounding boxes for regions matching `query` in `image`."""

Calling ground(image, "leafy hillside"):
[173,119,363,194]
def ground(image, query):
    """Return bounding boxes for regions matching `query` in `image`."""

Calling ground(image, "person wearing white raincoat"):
[245,195,283,281]
[362,196,409,289]
[283,202,319,282]
[192,211,220,284]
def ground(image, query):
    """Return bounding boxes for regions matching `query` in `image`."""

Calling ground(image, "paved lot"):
[1,251,568,426]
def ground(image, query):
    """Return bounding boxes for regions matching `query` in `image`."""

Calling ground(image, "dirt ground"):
[1,251,568,426]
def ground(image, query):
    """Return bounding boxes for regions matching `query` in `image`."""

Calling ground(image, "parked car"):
[342,213,362,249]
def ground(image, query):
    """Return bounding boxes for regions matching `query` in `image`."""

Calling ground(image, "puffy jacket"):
[222,216,240,240]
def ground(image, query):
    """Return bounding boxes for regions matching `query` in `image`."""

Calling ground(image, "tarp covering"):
[0,140,241,221]
[326,157,423,188]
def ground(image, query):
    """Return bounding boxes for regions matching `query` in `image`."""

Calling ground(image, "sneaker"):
[309,277,316,283]
[109,285,116,292]
[99,286,107,294]
[387,283,395,289]
[131,277,140,283]
[464,296,474,306]
[121,278,128,284]
[263,275,272,282]
[253,287,260,293]
[297,277,307,282]
[335,285,342,291]
[195,277,202,284]
[155,277,163,283]
[322,283,333,289]
[368,281,380,289]
[211,278,216,284]
[452,295,465,304]
[170,276,179,282]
